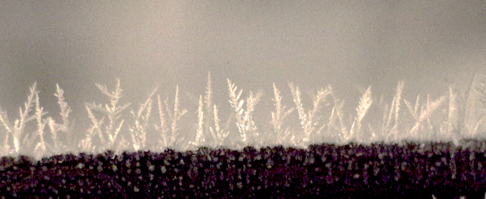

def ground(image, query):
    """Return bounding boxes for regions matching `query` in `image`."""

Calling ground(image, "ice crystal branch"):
[289,82,331,147]
[156,85,187,150]
[345,86,372,144]
[227,79,262,148]
[382,81,403,143]
[32,91,49,160]
[0,82,39,154]
[189,95,204,148]
[129,84,158,151]
[271,83,294,145]
[228,78,247,145]
[83,79,130,153]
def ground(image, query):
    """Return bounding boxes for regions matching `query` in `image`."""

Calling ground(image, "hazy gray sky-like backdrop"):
[1,1,485,149]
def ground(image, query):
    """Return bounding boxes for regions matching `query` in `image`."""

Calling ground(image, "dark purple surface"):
[1,140,486,198]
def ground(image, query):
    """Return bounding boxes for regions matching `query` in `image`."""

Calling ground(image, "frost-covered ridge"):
[0,72,486,161]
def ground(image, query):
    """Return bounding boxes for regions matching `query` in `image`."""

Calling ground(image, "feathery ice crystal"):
[1,72,486,161]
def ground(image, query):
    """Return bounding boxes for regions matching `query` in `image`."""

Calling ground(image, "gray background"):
[0,1,485,152]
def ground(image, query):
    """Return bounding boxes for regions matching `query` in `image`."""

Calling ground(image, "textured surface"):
[1,141,486,198]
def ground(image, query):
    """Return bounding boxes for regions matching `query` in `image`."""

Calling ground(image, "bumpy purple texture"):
[1,141,486,198]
